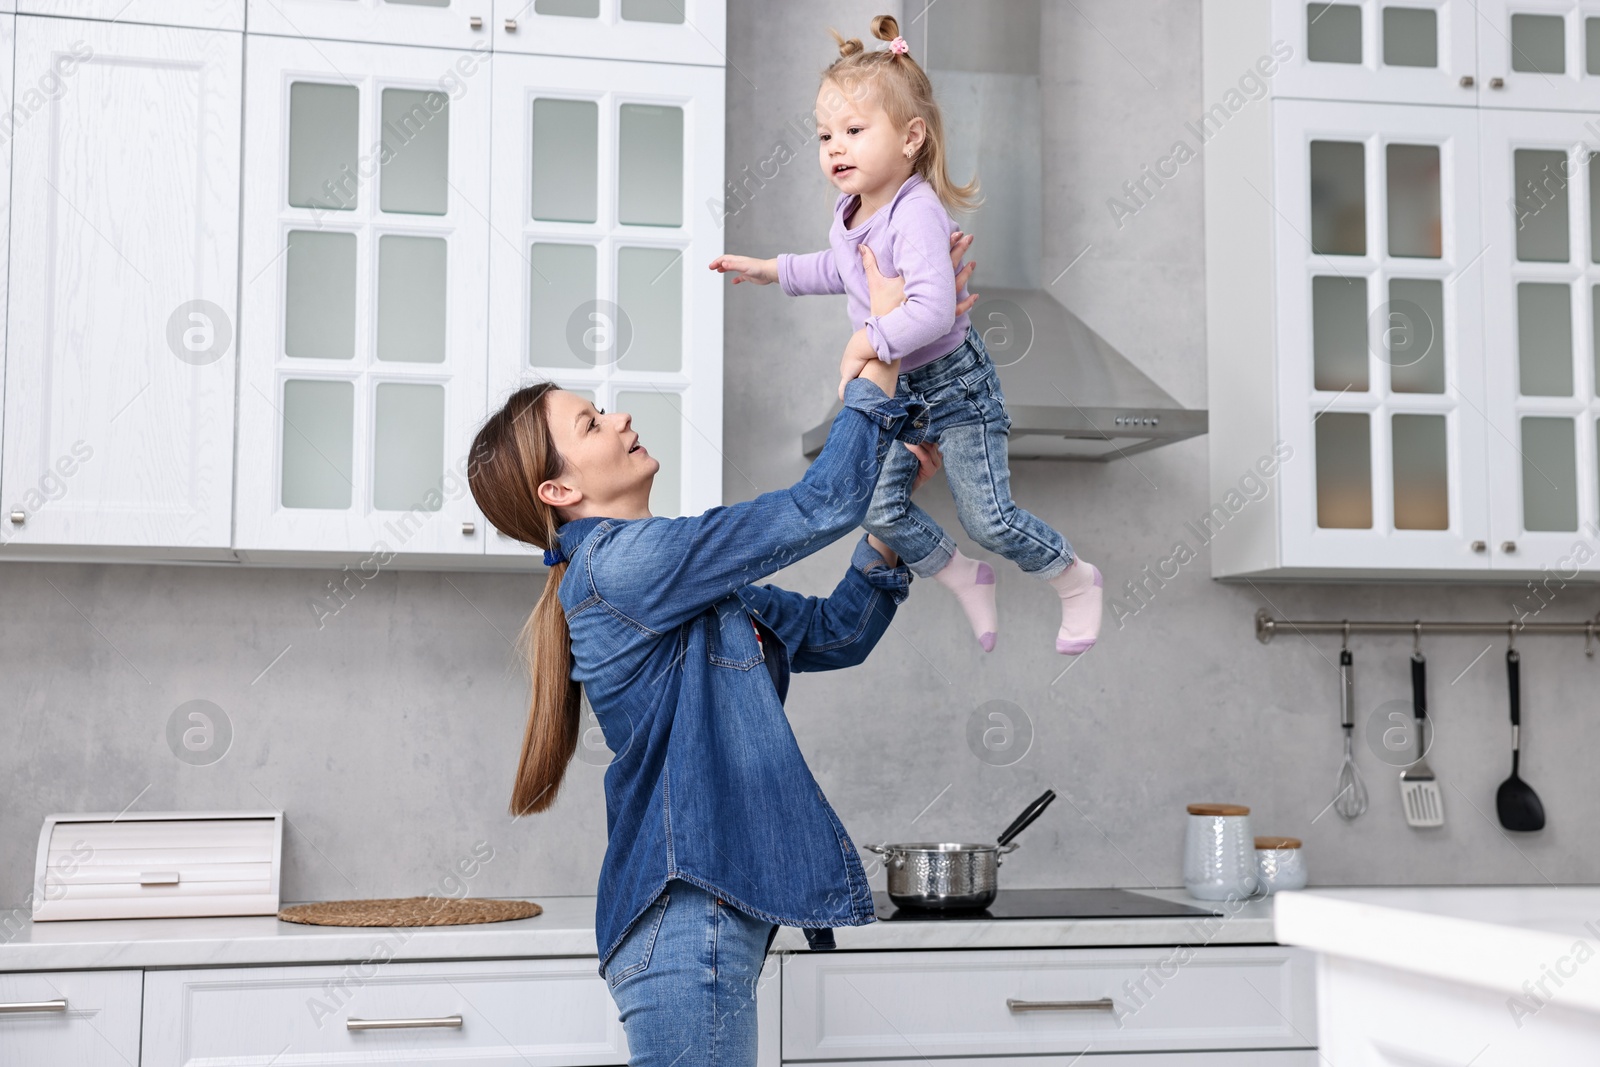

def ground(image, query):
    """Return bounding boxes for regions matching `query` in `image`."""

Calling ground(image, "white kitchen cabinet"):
[1206,93,1492,577]
[1474,0,1600,111]
[0,969,144,1067]
[235,35,491,561]
[492,0,725,67]
[486,52,723,556]
[248,0,491,52]
[781,946,1317,1059]
[1480,107,1600,571]
[17,0,243,31]
[1,16,240,557]
[141,957,628,1066]
[1269,0,1480,106]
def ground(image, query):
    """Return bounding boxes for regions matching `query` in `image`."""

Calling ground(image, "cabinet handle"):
[461,521,476,536]
[1460,75,1474,88]
[1490,77,1505,89]
[348,1015,464,1030]
[139,871,180,885]
[1501,540,1517,553]
[504,17,517,31]
[0,999,67,1014]
[8,510,23,525]
[470,15,482,28]
[1006,997,1115,1013]
[1471,540,1487,553]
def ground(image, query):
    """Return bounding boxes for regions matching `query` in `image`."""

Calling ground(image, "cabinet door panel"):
[18,0,243,31]
[2,17,240,552]
[486,53,723,560]
[1274,99,1490,571]
[1476,0,1600,111]
[491,0,724,66]
[236,36,490,558]
[1480,108,1600,572]
[1271,0,1479,105]
[248,0,491,51]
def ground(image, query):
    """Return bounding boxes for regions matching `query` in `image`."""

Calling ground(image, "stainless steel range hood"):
[801,287,1206,460]
[800,0,1206,463]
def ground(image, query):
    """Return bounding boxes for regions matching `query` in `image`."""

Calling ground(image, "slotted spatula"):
[1399,650,1444,828]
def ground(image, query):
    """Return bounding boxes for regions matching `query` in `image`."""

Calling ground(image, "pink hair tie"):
[888,36,909,55]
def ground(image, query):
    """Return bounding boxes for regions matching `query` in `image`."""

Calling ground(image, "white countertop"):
[0,889,1276,971]
[1275,886,1600,1013]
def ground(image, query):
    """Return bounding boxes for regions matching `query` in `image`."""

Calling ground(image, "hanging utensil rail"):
[1255,609,1600,651]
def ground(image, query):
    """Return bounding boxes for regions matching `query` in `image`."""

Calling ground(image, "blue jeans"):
[605,879,779,1067]
[864,327,1075,580]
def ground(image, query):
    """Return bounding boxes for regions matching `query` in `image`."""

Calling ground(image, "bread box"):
[31,810,283,921]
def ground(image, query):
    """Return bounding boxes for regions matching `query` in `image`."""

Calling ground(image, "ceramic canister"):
[1183,803,1258,901]
[1254,835,1307,894]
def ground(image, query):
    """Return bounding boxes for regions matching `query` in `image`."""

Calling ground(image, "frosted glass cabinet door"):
[1475,1,1600,110]
[17,0,242,29]
[486,53,723,560]
[236,35,490,558]
[249,0,491,51]
[1273,100,1490,572]
[492,0,725,66]
[2,17,241,553]
[1479,109,1600,572]
[1269,0,1478,105]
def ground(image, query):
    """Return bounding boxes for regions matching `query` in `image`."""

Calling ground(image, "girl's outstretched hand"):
[906,440,943,493]
[707,254,778,285]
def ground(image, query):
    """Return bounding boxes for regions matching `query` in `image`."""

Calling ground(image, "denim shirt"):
[553,378,927,974]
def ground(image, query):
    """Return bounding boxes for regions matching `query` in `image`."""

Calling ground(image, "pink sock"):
[1046,559,1103,655]
[932,550,998,652]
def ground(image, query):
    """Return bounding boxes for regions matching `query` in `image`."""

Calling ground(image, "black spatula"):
[1497,648,1545,832]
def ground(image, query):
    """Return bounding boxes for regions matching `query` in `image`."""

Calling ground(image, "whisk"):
[1334,643,1368,820]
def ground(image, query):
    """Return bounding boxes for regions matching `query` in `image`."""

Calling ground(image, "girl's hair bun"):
[829,27,864,57]
[870,15,900,42]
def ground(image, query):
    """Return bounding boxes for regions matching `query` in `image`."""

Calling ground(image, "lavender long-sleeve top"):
[777,174,971,373]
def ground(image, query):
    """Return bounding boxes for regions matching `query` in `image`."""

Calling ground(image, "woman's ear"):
[904,116,927,158]
[537,478,582,511]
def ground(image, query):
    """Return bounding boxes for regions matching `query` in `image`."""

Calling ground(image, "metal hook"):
[1341,621,1350,651]
[1412,621,1423,659]
[1587,621,1594,659]
[1507,622,1517,652]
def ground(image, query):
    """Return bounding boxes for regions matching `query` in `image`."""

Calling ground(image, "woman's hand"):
[708,254,778,285]
[862,231,980,317]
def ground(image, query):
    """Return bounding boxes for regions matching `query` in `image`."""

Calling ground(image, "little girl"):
[709,15,1102,655]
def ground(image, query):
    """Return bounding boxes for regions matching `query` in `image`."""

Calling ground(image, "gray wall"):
[3,0,1597,915]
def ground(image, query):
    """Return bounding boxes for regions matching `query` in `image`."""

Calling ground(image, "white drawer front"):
[782,946,1317,1059]
[817,1054,1321,1067]
[141,957,627,1066]
[0,969,143,1067]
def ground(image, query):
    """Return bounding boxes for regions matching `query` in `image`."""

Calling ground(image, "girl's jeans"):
[604,879,779,1067]
[864,326,1075,580]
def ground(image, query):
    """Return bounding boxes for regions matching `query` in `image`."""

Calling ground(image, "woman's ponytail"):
[467,383,583,816]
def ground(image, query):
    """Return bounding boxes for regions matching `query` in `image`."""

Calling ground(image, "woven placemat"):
[278,897,543,927]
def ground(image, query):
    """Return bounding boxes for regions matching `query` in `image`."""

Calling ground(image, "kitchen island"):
[1275,886,1600,1065]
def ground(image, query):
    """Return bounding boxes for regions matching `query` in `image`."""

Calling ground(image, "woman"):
[468,235,977,1067]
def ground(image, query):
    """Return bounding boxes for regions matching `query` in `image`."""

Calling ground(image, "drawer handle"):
[1007,997,1116,1013]
[0,999,67,1014]
[347,1015,464,1030]
[140,871,180,886]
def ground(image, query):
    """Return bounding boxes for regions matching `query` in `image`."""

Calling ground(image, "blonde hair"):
[467,383,581,816]
[823,14,980,214]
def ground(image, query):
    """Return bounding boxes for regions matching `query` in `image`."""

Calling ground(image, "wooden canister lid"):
[1254,836,1302,850]
[1187,803,1250,816]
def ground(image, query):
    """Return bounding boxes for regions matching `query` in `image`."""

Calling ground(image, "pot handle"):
[862,843,888,855]
[995,841,1021,866]
[997,789,1057,848]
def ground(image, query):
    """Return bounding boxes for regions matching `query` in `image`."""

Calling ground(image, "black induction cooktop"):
[873,888,1221,921]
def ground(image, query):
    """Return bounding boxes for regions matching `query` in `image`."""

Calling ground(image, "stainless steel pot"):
[863,789,1057,912]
